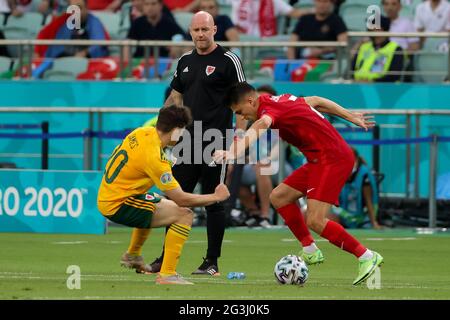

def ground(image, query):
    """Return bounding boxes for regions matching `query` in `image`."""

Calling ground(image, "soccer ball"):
[274,255,309,285]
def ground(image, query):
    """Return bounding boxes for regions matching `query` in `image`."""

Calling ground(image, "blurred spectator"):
[383,0,420,52]
[33,0,110,77]
[0,0,23,16]
[199,0,239,42]
[87,0,122,12]
[226,0,312,37]
[352,15,404,82]
[163,0,199,12]
[123,0,174,23]
[327,148,382,230]
[0,0,9,14]
[415,0,450,32]
[289,0,344,14]
[1,0,54,15]
[383,0,419,82]
[125,0,186,60]
[38,0,70,16]
[0,30,10,57]
[128,0,144,21]
[15,0,36,13]
[287,0,347,60]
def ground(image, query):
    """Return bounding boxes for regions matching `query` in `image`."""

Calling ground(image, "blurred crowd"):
[0,0,449,81]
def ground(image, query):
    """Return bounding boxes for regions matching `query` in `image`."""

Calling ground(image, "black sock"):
[206,210,225,259]
[158,226,170,261]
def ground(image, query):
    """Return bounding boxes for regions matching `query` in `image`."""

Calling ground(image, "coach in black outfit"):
[148,11,246,276]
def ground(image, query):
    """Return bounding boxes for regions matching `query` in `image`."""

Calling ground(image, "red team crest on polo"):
[206,65,216,76]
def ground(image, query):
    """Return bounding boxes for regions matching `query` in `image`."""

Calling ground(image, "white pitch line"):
[24,295,437,300]
[1,274,446,290]
[365,237,417,241]
[51,241,89,245]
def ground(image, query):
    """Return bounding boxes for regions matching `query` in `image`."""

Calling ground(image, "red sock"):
[277,203,314,247]
[320,220,366,258]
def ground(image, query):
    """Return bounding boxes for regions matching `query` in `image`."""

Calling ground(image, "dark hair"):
[156,105,192,133]
[224,82,256,108]
[256,84,277,96]
[381,0,401,5]
[367,15,391,31]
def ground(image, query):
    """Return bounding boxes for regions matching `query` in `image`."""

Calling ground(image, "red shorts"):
[283,155,355,206]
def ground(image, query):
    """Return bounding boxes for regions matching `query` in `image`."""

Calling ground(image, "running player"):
[97,105,230,285]
[214,82,383,285]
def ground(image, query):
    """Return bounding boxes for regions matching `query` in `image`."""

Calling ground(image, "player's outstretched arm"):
[214,115,273,162]
[304,96,375,131]
[164,184,230,208]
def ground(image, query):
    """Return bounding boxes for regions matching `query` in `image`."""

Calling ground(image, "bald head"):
[191,11,215,28]
[190,10,217,54]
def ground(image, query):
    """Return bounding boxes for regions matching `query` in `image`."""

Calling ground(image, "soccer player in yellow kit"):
[97,105,230,285]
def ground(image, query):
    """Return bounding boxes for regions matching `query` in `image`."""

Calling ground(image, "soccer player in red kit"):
[214,82,383,285]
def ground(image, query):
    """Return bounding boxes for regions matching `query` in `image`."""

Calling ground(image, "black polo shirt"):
[170,45,245,133]
[292,13,347,58]
[127,15,186,58]
[214,15,234,41]
[293,13,347,41]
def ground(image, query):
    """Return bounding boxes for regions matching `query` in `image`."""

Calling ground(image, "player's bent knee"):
[305,213,325,232]
[269,188,286,208]
[176,207,193,226]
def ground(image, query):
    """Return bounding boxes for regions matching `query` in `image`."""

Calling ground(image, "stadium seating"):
[3,12,45,39]
[400,0,422,19]
[119,2,132,38]
[414,37,449,83]
[173,11,194,33]
[0,13,5,28]
[320,58,348,82]
[415,52,449,83]
[218,3,232,17]
[0,56,12,73]
[339,3,368,31]
[43,56,89,80]
[258,35,290,59]
[43,70,82,80]
[1,12,46,57]
[93,12,122,40]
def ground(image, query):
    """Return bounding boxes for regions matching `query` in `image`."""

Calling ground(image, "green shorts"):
[107,192,162,228]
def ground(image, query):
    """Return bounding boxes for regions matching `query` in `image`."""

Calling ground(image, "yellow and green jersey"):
[97,127,179,216]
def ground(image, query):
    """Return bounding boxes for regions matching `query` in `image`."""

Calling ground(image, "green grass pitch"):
[1,227,450,300]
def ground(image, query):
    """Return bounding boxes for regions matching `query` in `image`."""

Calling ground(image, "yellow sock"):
[160,223,191,276]
[127,228,151,256]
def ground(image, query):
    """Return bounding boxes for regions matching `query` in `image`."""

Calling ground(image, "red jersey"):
[257,94,352,164]
[163,0,194,10]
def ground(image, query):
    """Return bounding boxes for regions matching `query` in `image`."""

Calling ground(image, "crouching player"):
[97,105,230,285]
